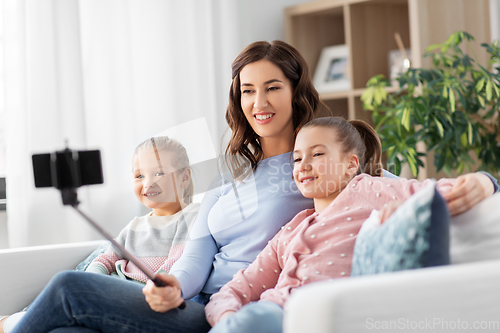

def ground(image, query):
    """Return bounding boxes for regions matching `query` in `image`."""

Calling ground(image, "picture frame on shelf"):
[313,44,350,94]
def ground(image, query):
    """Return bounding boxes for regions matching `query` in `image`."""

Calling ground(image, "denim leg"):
[48,328,101,333]
[188,292,212,306]
[209,301,283,333]
[11,271,210,333]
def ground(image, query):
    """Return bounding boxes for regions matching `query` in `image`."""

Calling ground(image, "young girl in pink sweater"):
[205,116,461,333]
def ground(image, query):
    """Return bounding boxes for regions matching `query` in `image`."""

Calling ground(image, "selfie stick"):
[64,188,187,310]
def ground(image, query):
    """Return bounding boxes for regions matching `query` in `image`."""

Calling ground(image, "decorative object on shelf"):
[389,32,411,85]
[313,44,350,94]
[388,49,411,85]
[361,31,500,179]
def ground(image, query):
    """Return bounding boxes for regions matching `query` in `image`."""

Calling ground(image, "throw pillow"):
[351,181,450,276]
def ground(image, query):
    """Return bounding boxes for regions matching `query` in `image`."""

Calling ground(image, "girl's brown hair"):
[224,40,320,179]
[301,117,383,177]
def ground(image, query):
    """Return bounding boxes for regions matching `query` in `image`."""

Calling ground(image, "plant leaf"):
[493,80,500,97]
[457,161,465,175]
[406,153,418,177]
[434,118,444,137]
[468,121,473,145]
[402,107,411,131]
[475,78,485,92]
[478,95,485,107]
[486,80,493,101]
[426,43,442,52]
[361,88,374,105]
[449,88,455,112]
[436,151,446,171]
[460,132,468,146]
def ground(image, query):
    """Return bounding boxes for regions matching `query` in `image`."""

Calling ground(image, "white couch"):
[0,240,104,315]
[1,193,500,332]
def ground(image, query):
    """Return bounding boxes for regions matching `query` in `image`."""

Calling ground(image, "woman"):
[9,41,496,333]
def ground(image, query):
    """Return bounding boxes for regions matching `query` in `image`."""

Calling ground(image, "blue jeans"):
[11,271,211,333]
[209,301,283,333]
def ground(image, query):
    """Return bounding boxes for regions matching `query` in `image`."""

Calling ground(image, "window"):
[0,0,5,211]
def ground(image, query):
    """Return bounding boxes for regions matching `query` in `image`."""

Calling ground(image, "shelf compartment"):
[349,0,410,89]
[318,97,349,119]
[285,5,346,76]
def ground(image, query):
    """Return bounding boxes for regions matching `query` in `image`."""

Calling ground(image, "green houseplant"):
[361,31,500,179]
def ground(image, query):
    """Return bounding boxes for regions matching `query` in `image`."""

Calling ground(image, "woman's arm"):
[141,186,222,312]
[168,186,221,299]
[383,170,496,216]
[205,234,282,327]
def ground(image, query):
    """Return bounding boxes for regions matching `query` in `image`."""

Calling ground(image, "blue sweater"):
[170,152,314,298]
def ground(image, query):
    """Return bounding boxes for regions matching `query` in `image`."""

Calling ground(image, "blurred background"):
[0,0,499,249]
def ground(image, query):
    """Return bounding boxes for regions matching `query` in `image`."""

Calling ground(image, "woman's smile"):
[253,112,275,124]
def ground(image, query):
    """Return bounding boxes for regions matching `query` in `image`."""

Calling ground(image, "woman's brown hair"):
[224,40,320,179]
[301,117,383,177]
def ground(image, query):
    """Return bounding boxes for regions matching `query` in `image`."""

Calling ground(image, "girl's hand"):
[212,311,236,327]
[444,173,494,216]
[219,311,236,321]
[142,273,184,312]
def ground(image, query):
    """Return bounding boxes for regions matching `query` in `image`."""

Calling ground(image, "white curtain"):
[4,0,239,247]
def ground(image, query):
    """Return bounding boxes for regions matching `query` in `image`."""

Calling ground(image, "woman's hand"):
[0,315,8,333]
[444,173,494,216]
[142,273,184,312]
[378,201,403,224]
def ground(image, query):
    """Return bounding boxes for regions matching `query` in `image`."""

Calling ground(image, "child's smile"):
[297,175,318,186]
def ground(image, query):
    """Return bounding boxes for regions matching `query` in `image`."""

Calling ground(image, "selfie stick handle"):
[72,204,186,309]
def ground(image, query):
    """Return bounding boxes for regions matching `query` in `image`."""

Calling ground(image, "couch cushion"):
[450,191,500,264]
[351,182,450,275]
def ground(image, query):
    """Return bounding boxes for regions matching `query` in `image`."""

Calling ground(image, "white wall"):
[0,211,8,249]
[491,0,500,41]
[234,0,313,49]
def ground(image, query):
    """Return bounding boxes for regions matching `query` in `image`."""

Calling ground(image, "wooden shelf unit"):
[285,0,491,121]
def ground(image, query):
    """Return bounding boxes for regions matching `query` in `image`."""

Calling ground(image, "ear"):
[346,154,359,177]
[180,168,191,188]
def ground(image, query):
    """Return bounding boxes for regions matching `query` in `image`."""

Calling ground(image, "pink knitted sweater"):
[205,174,455,326]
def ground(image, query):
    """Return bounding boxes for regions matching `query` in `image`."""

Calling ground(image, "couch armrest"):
[0,240,104,315]
[284,259,500,333]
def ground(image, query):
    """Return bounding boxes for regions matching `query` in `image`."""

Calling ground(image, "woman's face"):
[239,59,294,142]
[132,149,187,216]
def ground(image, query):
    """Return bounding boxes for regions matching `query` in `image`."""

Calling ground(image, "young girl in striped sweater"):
[84,136,199,282]
[1,136,199,333]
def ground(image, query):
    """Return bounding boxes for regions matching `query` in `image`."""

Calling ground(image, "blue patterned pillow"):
[351,182,450,276]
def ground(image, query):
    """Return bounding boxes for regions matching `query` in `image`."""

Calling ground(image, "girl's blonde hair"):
[134,136,193,204]
[301,117,383,177]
